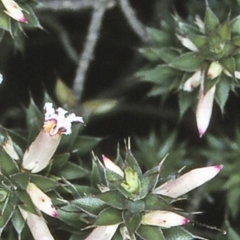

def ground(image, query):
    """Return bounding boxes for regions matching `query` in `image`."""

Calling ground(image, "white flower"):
[3,137,19,160]
[1,0,27,23]
[85,224,119,240]
[153,165,223,198]
[27,182,57,217]
[22,102,84,173]
[141,211,189,228]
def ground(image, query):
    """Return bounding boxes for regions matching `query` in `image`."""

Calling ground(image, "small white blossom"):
[183,70,201,91]
[207,62,223,79]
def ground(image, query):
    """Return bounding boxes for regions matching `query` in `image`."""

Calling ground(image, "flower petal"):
[183,70,201,91]
[141,210,189,228]
[153,165,223,198]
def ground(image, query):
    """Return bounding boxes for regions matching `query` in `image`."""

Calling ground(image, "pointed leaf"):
[11,208,25,236]
[0,202,15,235]
[188,35,207,49]
[94,207,122,226]
[146,28,172,46]
[144,194,173,211]
[122,211,142,237]
[163,227,207,240]
[0,147,19,175]
[137,225,165,240]
[26,98,43,144]
[30,175,58,192]
[220,57,235,77]
[232,36,240,47]
[169,52,203,72]
[125,150,142,176]
[204,6,219,35]
[10,172,30,190]
[217,18,230,41]
[58,162,89,180]
[97,191,125,209]
[178,91,195,118]
[136,65,179,84]
[231,15,240,34]
[0,12,11,32]
[72,136,101,155]
[51,153,70,172]
[125,200,144,214]
[72,197,107,216]
[215,76,232,112]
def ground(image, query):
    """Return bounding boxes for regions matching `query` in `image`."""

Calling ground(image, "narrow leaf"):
[122,211,142,237]
[204,6,219,35]
[137,225,165,240]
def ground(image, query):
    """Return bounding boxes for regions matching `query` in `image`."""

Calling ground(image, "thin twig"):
[39,15,79,64]
[118,0,148,42]
[37,0,96,11]
[73,0,108,102]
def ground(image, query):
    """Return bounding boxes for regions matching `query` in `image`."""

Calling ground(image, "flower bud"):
[27,183,57,217]
[183,70,201,91]
[141,210,189,228]
[1,0,27,23]
[153,165,223,198]
[102,155,124,177]
[207,62,222,79]
[176,34,198,51]
[3,137,19,160]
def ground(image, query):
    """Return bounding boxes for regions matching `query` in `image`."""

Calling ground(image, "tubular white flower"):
[3,137,19,160]
[207,62,223,79]
[102,155,124,177]
[22,102,84,173]
[183,70,201,91]
[153,165,223,198]
[141,211,189,228]
[20,208,54,240]
[84,224,119,240]
[27,182,57,217]
[176,34,198,51]
[196,85,216,137]
[1,0,27,23]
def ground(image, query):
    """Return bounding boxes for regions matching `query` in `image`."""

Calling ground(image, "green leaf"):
[58,162,89,180]
[204,5,219,35]
[15,190,38,215]
[125,149,142,176]
[94,207,122,226]
[26,98,43,145]
[188,35,207,49]
[217,18,231,41]
[97,191,125,210]
[220,57,235,77]
[125,200,145,214]
[0,202,15,235]
[144,194,173,211]
[72,197,107,216]
[11,208,25,236]
[136,65,179,84]
[51,153,70,172]
[163,227,206,240]
[137,225,165,240]
[122,211,142,237]
[0,189,8,202]
[20,3,42,28]
[215,76,232,112]
[146,28,172,46]
[0,12,11,32]
[0,147,19,176]
[10,172,30,190]
[232,36,240,47]
[178,91,195,118]
[169,52,203,72]
[72,136,101,156]
[30,175,58,192]
[231,15,240,34]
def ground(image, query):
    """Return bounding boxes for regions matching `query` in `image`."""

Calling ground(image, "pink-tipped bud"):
[196,85,216,137]
[207,62,222,79]
[153,165,223,198]
[141,211,189,228]
[27,183,57,217]
[1,0,27,23]
[102,155,124,177]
